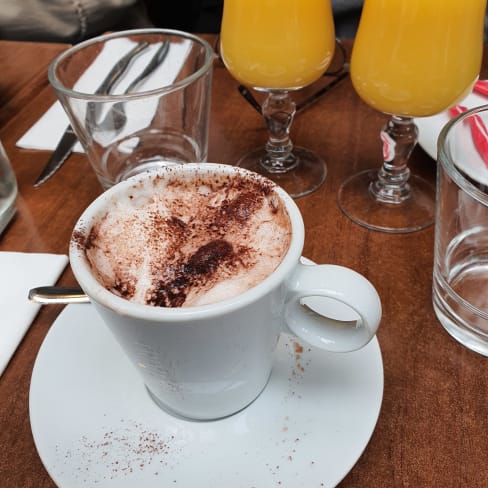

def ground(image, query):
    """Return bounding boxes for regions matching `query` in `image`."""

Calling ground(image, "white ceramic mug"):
[69,163,382,420]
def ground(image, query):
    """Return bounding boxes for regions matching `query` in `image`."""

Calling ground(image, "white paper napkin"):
[16,37,191,153]
[0,251,68,377]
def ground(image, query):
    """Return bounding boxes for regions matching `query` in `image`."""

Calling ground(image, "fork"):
[97,39,170,133]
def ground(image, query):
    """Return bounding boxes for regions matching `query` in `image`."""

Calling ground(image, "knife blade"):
[33,41,150,187]
[33,126,78,187]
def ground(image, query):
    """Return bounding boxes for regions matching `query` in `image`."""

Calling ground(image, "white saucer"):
[415,85,488,186]
[30,301,383,487]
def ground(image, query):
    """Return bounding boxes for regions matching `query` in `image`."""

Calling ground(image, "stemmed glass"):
[337,0,486,233]
[219,0,336,198]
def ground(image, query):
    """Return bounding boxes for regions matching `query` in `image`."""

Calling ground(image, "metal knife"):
[33,41,150,187]
[33,125,79,187]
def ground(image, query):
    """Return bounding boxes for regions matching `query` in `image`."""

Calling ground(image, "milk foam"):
[82,170,292,307]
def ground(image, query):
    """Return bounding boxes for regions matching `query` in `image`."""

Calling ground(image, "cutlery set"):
[34,39,170,187]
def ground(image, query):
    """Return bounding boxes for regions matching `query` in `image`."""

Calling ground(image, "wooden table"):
[1,38,487,488]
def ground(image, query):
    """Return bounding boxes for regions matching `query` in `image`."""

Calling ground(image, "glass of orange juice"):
[337,0,486,233]
[219,0,336,198]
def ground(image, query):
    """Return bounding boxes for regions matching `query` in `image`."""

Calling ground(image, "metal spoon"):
[28,286,89,304]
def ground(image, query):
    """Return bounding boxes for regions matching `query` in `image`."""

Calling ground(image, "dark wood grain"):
[1,37,487,488]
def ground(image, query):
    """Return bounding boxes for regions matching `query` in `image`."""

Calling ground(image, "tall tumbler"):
[48,29,214,189]
[434,105,488,356]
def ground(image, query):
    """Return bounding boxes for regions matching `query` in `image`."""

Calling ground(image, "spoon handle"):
[28,286,89,304]
[125,39,170,93]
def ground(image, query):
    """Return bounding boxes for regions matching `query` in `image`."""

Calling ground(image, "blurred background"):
[0,0,364,44]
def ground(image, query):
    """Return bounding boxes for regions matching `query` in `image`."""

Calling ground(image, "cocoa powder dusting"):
[85,224,101,251]
[186,240,234,275]
[84,171,291,308]
[219,191,261,223]
[113,279,136,300]
[71,228,87,250]
[57,419,179,483]
[149,240,244,307]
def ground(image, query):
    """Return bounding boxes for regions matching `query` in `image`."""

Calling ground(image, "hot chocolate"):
[75,167,292,307]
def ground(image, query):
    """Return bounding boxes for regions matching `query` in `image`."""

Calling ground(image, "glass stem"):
[371,115,418,204]
[261,90,298,174]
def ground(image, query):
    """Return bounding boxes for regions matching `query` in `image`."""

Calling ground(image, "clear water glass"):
[434,105,488,356]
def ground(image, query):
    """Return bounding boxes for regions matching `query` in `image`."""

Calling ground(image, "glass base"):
[337,169,435,233]
[433,271,488,357]
[237,146,327,199]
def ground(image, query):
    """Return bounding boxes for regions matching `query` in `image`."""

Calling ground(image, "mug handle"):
[284,263,382,353]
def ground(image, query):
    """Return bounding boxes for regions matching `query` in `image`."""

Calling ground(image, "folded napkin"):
[16,37,191,153]
[0,252,68,377]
